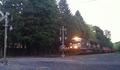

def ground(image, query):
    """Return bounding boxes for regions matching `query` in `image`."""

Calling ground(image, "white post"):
[62,26,64,45]
[0,11,10,64]
[60,26,67,58]
[3,13,8,64]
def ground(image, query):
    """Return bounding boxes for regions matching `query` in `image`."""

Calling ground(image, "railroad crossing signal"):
[60,44,66,51]
[59,26,67,58]
[59,26,67,45]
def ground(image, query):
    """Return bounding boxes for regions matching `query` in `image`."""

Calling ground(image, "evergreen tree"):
[57,0,72,27]
[56,0,73,46]
[75,10,90,39]
[0,0,114,55]
[87,25,97,42]
[0,0,57,55]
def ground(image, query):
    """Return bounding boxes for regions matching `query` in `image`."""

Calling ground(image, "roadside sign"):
[60,45,66,51]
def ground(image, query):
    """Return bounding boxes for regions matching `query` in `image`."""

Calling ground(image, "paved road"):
[0,53,120,70]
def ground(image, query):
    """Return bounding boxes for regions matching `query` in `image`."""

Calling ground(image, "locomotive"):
[67,37,115,54]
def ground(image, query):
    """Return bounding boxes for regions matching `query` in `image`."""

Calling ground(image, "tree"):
[1,0,57,55]
[87,25,97,42]
[114,41,120,51]
[74,10,90,39]
[92,26,113,48]
[0,0,114,55]
[20,0,57,55]
[104,30,111,40]
[56,0,73,46]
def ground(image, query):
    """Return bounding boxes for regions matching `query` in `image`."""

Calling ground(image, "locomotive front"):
[69,37,82,52]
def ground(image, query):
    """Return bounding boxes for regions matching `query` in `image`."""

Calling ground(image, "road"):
[0,53,120,70]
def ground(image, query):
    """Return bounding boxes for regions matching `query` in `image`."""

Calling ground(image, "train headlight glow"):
[74,46,78,49]
[73,37,79,41]
[70,46,72,48]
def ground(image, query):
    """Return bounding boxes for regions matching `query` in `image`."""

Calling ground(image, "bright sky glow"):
[0,1,2,5]
[67,0,120,43]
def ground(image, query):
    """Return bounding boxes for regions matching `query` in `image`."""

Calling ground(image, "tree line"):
[113,42,120,52]
[0,0,113,56]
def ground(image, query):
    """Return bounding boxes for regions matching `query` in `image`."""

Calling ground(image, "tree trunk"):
[49,50,51,55]
[0,47,2,57]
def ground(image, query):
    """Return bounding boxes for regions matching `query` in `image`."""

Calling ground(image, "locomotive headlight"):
[70,46,72,48]
[74,46,78,49]
[73,37,79,41]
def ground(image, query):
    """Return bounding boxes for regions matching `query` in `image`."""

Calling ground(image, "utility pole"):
[59,26,67,58]
[4,12,9,64]
[0,11,10,65]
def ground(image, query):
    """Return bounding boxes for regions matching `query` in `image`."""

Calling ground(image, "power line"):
[81,0,98,3]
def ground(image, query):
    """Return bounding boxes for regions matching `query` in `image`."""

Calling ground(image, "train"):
[65,37,115,54]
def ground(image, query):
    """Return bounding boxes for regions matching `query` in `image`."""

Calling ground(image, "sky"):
[67,0,120,43]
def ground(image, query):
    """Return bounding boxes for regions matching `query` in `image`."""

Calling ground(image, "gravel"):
[0,53,120,70]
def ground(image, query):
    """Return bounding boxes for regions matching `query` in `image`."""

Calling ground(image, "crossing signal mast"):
[59,26,67,58]
[0,11,14,64]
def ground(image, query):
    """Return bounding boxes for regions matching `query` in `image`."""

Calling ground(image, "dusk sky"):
[67,0,120,43]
